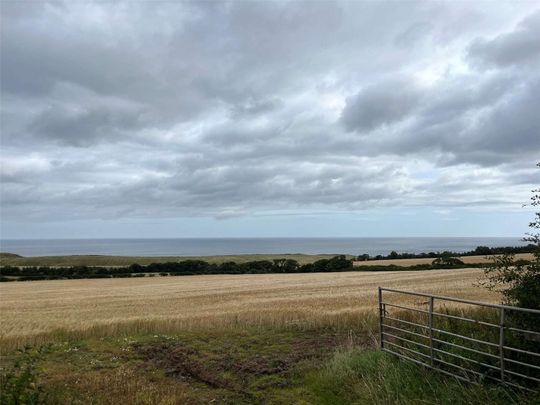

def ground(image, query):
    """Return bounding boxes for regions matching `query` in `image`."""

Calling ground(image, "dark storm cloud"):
[0,1,538,223]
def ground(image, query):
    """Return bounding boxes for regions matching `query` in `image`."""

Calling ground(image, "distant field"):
[0,268,497,348]
[353,253,534,267]
[1,252,533,268]
[0,253,352,267]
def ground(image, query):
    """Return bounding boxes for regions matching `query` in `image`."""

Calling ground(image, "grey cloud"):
[334,66,538,167]
[462,78,540,160]
[0,1,538,226]
[29,105,149,146]
[394,22,433,47]
[341,79,423,132]
[0,1,62,22]
[230,98,282,118]
[0,155,407,221]
[418,74,540,166]
[468,10,540,68]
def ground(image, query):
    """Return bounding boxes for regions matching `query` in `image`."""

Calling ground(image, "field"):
[0,253,351,267]
[0,268,496,348]
[2,268,536,404]
[1,252,532,269]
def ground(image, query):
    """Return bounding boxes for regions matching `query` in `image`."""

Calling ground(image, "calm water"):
[0,237,526,257]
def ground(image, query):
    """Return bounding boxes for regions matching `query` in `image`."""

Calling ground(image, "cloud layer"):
[1,1,539,236]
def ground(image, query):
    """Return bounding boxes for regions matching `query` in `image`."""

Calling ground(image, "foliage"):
[478,164,540,385]
[0,255,353,281]
[480,163,540,310]
[0,347,48,405]
[2,328,533,405]
[432,256,465,267]
[357,244,536,261]
[0,254,496,282]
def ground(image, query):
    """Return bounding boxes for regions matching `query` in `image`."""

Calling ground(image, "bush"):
[432,256,465,267]
[0,347,48,404]
[481,165,540,311]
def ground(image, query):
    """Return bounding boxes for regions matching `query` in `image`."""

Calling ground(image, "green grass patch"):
[1,327,535,404]
[307,349,538,405]
[1,327,361,404]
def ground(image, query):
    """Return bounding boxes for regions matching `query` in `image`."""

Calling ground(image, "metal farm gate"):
[378,287,540,391]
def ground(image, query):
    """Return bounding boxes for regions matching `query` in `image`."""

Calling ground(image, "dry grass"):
[0,268,497,349]
[353,253,533,267]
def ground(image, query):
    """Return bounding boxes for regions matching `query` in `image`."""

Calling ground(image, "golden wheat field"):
[0,268,498,349]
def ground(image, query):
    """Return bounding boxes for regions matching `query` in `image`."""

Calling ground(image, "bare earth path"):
[0,268,497,346]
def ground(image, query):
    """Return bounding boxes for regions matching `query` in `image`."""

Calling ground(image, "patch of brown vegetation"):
[136,342,232,390]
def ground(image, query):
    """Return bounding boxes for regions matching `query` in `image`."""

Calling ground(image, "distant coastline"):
[0,237,526,257]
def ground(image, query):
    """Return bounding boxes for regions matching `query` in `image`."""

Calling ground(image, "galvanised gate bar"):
[378,287,540,391]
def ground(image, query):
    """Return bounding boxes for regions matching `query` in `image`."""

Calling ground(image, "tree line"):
[0,255,353,281]
[356,244,536,261]
[1,245,535,282]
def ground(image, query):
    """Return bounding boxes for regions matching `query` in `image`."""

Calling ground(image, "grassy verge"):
[307,349,537,405]
[0,327,368,404]
[1,325,536,404]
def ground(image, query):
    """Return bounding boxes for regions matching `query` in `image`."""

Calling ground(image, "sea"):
[0,237,527,257]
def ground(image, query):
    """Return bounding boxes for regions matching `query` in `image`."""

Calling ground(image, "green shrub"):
[0,348,47,405]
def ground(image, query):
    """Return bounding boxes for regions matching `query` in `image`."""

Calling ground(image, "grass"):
[0,327,372,404]
[0,253,352,267]
[307,349,537,404]
[1,327,536,405]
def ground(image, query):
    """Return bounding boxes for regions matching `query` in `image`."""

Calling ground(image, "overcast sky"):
[1,1,539,239]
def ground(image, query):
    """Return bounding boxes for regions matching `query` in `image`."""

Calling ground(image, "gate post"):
[499,308,505,381]
[429,296,434,366]
[378,287,384,349]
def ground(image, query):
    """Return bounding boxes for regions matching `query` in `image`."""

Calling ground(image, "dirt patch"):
[135,332,360,381]
[232,355,289,375]
[135,342,234,390]
[131,330,372,404]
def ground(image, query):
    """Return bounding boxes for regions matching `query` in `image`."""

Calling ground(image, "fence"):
[378,287,540,391]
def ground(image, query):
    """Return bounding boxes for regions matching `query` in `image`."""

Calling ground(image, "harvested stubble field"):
[3,268,534,405]
[0,268,497,349]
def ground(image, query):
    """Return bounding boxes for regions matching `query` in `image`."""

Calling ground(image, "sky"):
[1,1,539,239]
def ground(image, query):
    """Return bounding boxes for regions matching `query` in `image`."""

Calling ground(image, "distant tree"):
[325,255,353,271]
[474,246,493,256]
[273,259,300,273]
